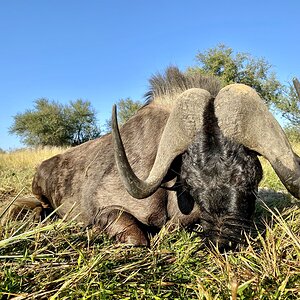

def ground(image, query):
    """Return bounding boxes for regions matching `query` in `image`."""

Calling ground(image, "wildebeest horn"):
[113,84,300,200]
[215,84,300,199]
[112,104,158,198]
[112,88,212,198]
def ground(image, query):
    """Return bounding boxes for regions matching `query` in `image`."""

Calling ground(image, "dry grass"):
[0,145,299,299]
[259,143,300,192]
[0,147,66,200]
[0,205,299,299]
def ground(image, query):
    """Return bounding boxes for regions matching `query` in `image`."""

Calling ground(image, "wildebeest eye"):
[176,187,195,215]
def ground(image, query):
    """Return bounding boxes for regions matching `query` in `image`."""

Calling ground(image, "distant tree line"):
[9,44,300,147]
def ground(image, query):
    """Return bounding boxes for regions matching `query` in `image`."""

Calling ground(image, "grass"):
[0,146,300,299]
[0,147,65,200]
[259,143,300,192]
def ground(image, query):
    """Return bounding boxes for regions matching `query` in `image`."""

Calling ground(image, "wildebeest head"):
[111,68,300,249]
[180,99,263,250]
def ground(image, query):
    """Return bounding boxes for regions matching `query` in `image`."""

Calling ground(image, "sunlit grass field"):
[0,145,299,299]
[0,147,66,199]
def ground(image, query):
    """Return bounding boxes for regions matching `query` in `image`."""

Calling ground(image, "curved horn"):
[215,84,300,199]
[112,88,212,199]
[112,104,158,198]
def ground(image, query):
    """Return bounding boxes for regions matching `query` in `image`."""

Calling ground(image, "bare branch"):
[293,78,300,100]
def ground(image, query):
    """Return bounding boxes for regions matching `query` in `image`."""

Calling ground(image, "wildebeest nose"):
[207,235,236,252]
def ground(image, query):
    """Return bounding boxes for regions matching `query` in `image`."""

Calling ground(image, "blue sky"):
[0,1,299,150]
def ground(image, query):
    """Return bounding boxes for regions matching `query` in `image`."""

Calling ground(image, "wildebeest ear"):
[215,84,300,199]
[112,88,212,199]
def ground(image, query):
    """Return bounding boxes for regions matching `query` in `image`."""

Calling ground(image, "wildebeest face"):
[180,133,263,251]
[184,182,258,251]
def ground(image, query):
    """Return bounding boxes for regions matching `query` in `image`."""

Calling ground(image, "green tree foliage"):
[10,99,101,147]
[275,78,300,140]
[188,44,283,105]
[105,98,142,132]
[188,45,300,136]
[65,99,101,145]
[117,98,143,125]
[274,79,300,126]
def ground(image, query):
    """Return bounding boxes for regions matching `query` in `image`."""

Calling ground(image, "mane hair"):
[144,66,221,104]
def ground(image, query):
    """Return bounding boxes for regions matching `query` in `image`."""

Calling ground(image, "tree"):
[10,99,101,147]
[105,98,142,132]
[188,44,283,106]
[273,78,300,127]
[64,99,101,145]
[273,78,300,141]
[189,45,300,136]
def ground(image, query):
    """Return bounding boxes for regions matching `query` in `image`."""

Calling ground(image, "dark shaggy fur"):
[180,98,263,251]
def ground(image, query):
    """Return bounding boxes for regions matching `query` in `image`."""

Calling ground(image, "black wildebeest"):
[4,68,300,250]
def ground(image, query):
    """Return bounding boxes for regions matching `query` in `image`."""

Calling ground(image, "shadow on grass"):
[252,188,300,235]
[256,188,300,216]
